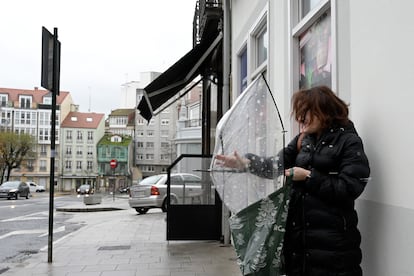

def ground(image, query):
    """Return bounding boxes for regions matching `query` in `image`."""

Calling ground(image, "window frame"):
[290,0,337,92]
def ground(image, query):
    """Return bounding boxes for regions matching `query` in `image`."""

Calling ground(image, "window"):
[147,130,154,137]
[87,161,93,170]
[19,95,32,109]
[65,160,72,169]
[146,154,154,160]
[137,118,145,125]
[161,142,169,148]
[43,96,52,105]
[76,161,82,170]
[160,130,169,137]
[137,130,144,137]
[292,0,334,91]
[301,0,323,18]
[137,154,144,160]
[40,145,47,156]
[142,165,155,172]
[87,131,93,141]
[66,130,72,140]
[40,160,47,171]
[298,11,332,89]
[161,119,169,125]
[255,26,268,68]
[0,94,7,107]
[137,142,144,148]
[146,142,154,148]
[87,146,93,157]
[66,146,72,156]
[160,154,169,160]
[76,146,83,156]
[77,130,83,141]
[39,128,49,142]
[239,46,248,94]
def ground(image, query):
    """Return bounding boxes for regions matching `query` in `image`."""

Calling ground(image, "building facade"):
[226,0,414,273]
[60,111,105,192]
[0,87,73,189]
[97,134,133,192]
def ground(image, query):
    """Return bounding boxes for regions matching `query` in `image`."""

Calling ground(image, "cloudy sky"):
[0,0,196,115]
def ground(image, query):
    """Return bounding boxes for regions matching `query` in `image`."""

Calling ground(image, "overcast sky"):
[0,0,196,115]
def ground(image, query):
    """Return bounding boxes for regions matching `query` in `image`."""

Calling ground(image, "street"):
[0,193,87,265]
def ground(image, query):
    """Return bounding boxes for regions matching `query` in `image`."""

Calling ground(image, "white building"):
[60,112,105,192]
[227,0,414,274]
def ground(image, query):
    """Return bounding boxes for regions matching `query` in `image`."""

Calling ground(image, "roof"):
[0,87,70,105]
[61,112,105,129]
[109,108,135,116]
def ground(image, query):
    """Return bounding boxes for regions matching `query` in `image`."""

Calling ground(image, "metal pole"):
[48,27,58,263]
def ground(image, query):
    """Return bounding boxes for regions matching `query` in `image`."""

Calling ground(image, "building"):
[60,111,105,192]
[106,108,135,137]
[97,134,133,192]
[0,87,73,189]
[135,72,179,179]
[225,0,414,273]
[175,83,203,157]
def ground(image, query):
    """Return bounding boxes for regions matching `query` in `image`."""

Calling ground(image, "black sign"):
[41,27,60,95]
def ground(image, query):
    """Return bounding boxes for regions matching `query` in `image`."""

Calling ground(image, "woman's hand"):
[285,167,311,181]
[215,151,250,171]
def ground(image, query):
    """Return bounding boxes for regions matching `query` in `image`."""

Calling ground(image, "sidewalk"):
[2,196,241,276]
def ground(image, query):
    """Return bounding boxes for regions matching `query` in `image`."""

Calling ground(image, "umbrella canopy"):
[210,74,289,275]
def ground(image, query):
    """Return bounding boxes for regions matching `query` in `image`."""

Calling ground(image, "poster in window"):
[299,12,332,89]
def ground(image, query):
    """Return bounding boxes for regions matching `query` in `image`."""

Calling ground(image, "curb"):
[56,207,125,212]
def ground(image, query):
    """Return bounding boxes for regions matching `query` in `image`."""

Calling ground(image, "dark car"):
[0,181,30,200]
[77,184,94,195]
[118,187,130,194]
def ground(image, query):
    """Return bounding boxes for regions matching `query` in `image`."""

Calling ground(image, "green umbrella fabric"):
[229,181,291,276]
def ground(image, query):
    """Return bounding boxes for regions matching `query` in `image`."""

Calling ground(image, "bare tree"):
[0,132,34,184]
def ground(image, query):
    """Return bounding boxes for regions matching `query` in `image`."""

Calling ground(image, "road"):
[0,193,86,265]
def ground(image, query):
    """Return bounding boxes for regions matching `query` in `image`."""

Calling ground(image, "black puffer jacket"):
[247,121,370,276]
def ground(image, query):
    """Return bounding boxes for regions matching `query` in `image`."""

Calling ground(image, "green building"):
[97,134,133,192]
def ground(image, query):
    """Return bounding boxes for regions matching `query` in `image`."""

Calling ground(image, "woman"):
[216,86,370,275]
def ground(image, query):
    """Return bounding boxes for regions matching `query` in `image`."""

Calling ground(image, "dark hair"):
[291,86,349,129]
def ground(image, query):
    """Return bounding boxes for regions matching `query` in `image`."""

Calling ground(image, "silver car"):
[128,173,203,214]
[0,181,30,200]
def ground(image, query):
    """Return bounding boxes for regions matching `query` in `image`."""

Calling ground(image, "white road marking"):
[0,211,48,222]
[38,225,65,237]
[0,229,46,240]
[0,225,66,240]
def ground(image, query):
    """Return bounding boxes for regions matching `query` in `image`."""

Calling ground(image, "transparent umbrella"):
[210,74,291,275]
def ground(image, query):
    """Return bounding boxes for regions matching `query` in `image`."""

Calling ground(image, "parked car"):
[27,181,46,193]
[128,173,203,214]
[77,184,94,195]
[0,181,30,200]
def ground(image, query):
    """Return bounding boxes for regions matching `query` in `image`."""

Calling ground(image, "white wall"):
[231,0,414,274]
[347,0,414,274]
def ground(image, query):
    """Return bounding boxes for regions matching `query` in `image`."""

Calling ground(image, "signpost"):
[41,26,61,263]
[110,159,117,201]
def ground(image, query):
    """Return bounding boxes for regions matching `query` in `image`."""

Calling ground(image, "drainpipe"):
[222,0,231,246]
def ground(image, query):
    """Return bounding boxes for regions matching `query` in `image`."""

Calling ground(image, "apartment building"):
[60,111,105,192]
[106,108,135,137]
[0,87,73,189]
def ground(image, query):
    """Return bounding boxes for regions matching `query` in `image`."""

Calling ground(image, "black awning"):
[137,32,223,121]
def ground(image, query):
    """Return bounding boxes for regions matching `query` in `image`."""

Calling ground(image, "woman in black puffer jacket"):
[217,86,370,275]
